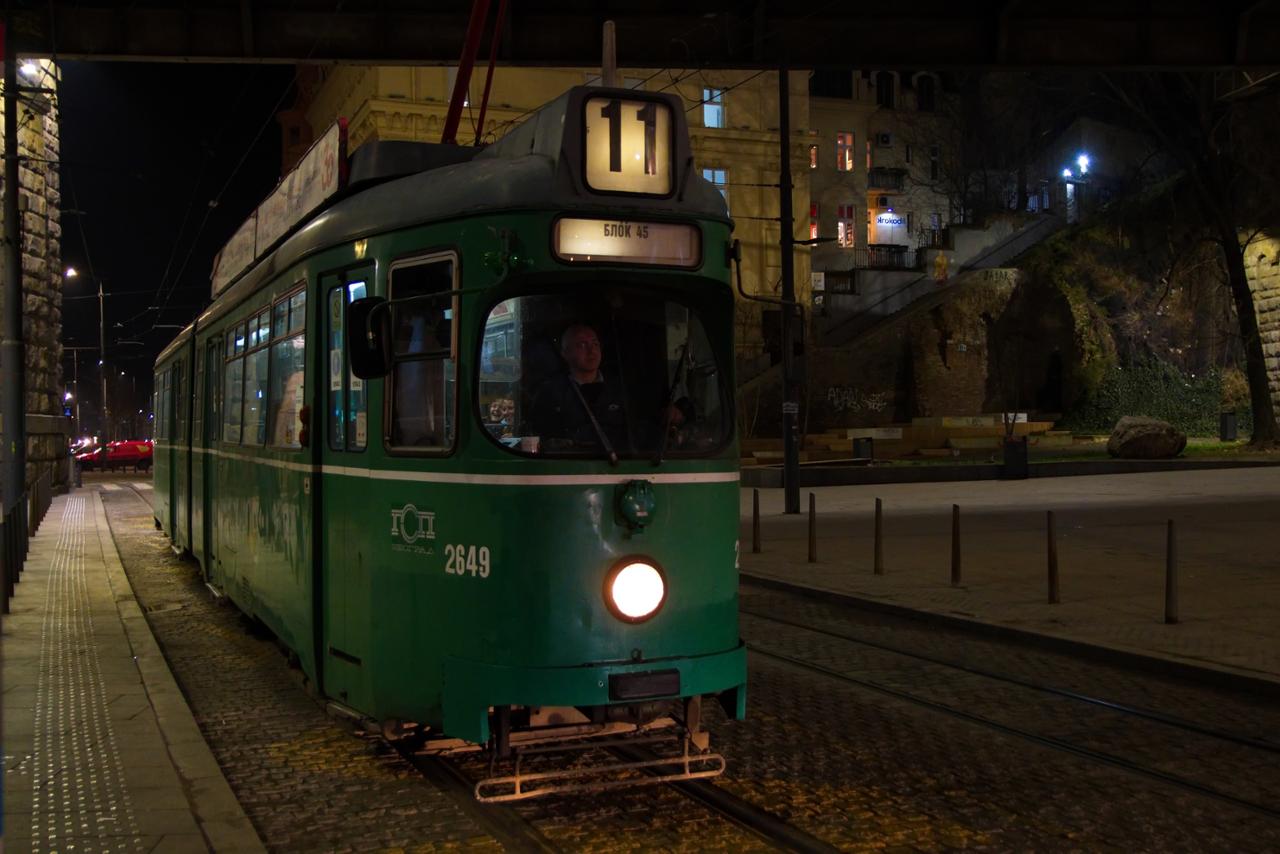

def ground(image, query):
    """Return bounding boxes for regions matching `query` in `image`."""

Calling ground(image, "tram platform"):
[2,487,263,852]
[739,467,1280,692]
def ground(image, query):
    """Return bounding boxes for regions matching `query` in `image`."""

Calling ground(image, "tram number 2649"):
[444,544,491,578]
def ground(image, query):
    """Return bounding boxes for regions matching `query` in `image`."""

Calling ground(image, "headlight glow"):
[606,560,666,622]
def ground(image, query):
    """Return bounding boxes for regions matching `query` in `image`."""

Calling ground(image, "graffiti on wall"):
[825,387,890,413]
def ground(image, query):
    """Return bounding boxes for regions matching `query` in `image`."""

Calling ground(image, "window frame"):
[835,132,854,172]
[267,281,308,450]
[383,249,460,457]
[701,87,725,129]
[324,262,377,454]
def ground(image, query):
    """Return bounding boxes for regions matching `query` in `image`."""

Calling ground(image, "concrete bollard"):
[1047,510,1060,604]
[752,489,761,554]
[1165,519,1178,625]
[807,492,817,563]
[874,497,884,575]
[950,504,961,586]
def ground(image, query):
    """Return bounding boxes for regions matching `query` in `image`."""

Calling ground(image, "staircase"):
[821,214,1065,348]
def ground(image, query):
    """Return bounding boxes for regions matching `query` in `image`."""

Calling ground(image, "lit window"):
[836,132,854,172]
[809,203,819,240]
[837,205,856,249]
[866,138,873,170]
[702,167,729,212]
[702,88,725,129]
[809,144,818,169]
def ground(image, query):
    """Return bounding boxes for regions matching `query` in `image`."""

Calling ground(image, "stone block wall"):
[1245,232,1280,416]
[0,61,67,494]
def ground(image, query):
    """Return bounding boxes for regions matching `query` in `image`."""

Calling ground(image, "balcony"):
[861,245,919,270]
[867,168,906,191]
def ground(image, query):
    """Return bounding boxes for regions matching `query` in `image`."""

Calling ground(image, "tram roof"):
[157,87,729,368]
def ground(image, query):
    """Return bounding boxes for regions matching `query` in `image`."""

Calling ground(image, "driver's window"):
[388,254,456,451]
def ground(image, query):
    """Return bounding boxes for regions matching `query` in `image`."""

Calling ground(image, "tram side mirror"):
[348,296,393,379]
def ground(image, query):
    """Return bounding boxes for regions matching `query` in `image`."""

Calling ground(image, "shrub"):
[1060,359,1253,437]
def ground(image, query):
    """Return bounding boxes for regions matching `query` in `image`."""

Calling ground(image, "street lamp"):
[65,265,109,442]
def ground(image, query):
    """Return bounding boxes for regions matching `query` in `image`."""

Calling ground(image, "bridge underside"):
[10,1,1280,68]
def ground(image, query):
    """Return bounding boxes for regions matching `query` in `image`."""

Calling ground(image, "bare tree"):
[1102,73,1280,444]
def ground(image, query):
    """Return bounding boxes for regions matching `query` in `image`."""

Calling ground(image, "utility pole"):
[98,279,108,443]
[778,65,800,514]
[2,9,28,545]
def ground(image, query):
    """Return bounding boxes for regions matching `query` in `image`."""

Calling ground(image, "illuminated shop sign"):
[876,213,905,226]
[555,218,700,267]
[583,97,673,195]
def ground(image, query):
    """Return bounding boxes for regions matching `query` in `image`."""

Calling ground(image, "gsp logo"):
[390,504,436,545]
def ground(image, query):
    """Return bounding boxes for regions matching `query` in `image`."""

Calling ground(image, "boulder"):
[1106,416,1187,459]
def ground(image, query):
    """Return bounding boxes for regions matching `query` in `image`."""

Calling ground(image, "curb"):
[94,490,267,853]
[740,571,1280,700]
[741,458,1280,488]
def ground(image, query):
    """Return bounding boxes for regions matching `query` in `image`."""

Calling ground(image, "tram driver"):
[528,322,690,455]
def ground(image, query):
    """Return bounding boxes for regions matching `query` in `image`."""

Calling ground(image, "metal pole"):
[1164,519,1178,625]
[1047,510,1059,604]
[99,279,109,442]
[601,20,618,87]
[874,497,884,575]
[807,492,816,563]
[778,65,799,515]
[440,0,492,144]
[751,488,761,553]
[950,504,961,586]
[2,10,27,605]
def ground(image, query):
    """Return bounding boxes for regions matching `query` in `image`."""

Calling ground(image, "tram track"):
[739,582,1280,823]
[608,743,841,854]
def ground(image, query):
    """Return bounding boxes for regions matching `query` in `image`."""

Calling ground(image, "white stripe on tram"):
[174,446,739,486]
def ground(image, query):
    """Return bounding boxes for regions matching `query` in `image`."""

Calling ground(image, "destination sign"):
[583,97,672,195]
[555,218,700,267]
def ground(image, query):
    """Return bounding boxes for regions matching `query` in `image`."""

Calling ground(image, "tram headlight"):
[605,558,666,623]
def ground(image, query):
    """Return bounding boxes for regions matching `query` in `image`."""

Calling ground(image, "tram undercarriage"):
[381,695,729,802]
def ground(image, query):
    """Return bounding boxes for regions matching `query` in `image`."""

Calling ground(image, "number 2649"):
[444,544,491,578]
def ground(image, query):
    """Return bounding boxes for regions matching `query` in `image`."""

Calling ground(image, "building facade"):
[807,70,955,295]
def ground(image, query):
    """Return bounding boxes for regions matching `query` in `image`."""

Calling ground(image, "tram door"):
[320,267,374,706]
[168,358,183,540]
[198,339,221,580]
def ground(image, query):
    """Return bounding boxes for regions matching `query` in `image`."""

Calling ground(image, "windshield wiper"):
[653,339,691,466]
[568,379,619,466]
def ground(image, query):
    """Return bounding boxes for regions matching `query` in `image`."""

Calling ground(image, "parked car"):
[76,440,154,472]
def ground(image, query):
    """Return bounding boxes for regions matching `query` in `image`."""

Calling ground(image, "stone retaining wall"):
[1245,232,1280,417]
[0,60,67,495]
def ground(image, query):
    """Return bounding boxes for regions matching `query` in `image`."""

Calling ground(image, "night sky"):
[58,60,296,395]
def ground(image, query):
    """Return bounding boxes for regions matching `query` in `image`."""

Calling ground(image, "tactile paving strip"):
[31,496,144,852]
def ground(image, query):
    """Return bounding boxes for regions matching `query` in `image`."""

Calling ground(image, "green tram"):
[153,87,746,799]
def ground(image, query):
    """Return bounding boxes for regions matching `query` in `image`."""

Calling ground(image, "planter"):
[1219,412,1238,442]
[1001,436,1029,480]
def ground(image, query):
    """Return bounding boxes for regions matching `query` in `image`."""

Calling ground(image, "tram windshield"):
[478,290,729,459]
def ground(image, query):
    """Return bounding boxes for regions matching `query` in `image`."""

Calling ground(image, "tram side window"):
[156,370,168,441]
[326,269,371,451]
[174,360,186,442]
[388,257,455,451]
[244,309,271,445]
[223,324,246,443]
[269,287,306,448]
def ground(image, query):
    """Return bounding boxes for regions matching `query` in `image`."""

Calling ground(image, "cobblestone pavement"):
[103,482,1280,851]
[101,487,762,852]
[724,584,1280,850]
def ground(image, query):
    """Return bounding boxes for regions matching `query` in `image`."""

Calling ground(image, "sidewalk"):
[2,489,263,852]
[739,467,1280,688]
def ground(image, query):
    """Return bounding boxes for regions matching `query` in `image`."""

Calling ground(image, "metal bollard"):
[751,489,761,554]
[807,492,817,563]
[1165,519,1178,625]
[874,497,884,575]
[950,504,961,586]
[1047,510,1060,604]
